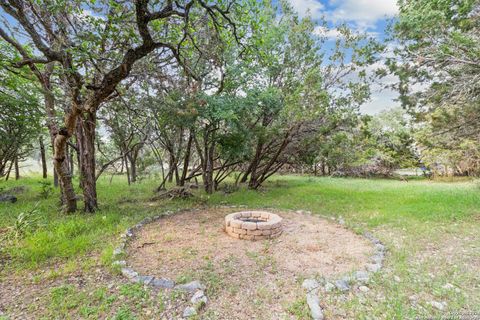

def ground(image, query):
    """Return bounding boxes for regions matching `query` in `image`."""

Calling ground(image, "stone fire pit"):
[224,211,283,240]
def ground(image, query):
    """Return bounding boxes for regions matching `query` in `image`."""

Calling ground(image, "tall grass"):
[209,176,480,227]
[0,175,193,269]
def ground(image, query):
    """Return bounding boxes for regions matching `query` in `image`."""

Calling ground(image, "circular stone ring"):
[224,211,283,240]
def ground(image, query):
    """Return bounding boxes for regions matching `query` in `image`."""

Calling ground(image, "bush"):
[38,180,53,199]
[4,203,41,241]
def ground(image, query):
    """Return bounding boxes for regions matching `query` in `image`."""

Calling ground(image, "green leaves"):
[391,0,480,175]
[0,41,43,177]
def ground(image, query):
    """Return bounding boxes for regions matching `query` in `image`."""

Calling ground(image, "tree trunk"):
[53,131,77,213]
[130,159,137,183]
[124,155,131,185]
[179,133,193,186]
[14,157,19,180]
[129,153,137,183]
[12,58,75,210]
[43,62,77,212]
[39,136,47,178]
[70,144,75,176]
[76,111,98,212]
[167,153,175,183]
[5,160,13,181]
[204,130,215,194]
[242,140,263,184]
[174,166,180,186]
[65,145,71,177]
[248,128,293,189]
[53,170,59,187]
[193,129,211,193]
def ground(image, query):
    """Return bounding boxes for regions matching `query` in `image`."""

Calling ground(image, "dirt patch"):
[128,208,373,319]
[0,256,193,319]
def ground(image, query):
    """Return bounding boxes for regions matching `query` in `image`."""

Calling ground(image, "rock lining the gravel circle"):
[113,206,386,319]
[112,210,208,317]
[295,212,386,320]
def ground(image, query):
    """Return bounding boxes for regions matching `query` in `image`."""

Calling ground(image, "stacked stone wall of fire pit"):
[225,211,283,240]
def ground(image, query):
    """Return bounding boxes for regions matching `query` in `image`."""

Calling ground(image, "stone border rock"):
[115,206,386,320]
[300,228,385,320]
[297,212,385,320]
[224,211,283,240]
[111,209,208,318]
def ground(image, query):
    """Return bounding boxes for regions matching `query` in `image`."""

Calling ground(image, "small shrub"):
[119,283,148,299]
[220,183,239,194]
[151,187,193,200]
[286,298,310,318]
[38,180,53,199]
[175,273,194,285]
[4,203,41,240]
[114,306,135,320]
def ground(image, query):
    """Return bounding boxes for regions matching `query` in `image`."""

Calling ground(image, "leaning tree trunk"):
[167,153,176,183]
[241,140,263,184]
[76,111,98,212]
[41,63,77,212]
[5,159,13,181]
[39,136,47,178]
[14,156,19,180]
[179,133,193,187]
[52,128,77,213]
[248,128,293,189]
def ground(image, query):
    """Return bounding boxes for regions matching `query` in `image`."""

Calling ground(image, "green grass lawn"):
[0,175,479,319]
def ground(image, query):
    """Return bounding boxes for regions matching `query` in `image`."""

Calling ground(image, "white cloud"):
[313,26,344,39]
[288,0,398,27]
[287,0,401,114]
[328,0,398,28]
[361,88,399,115]
[289,0,324,18]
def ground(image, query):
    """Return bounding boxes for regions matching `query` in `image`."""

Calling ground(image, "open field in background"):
[0,175,479,319]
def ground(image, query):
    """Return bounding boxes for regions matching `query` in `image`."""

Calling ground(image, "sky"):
[288,0,400,115]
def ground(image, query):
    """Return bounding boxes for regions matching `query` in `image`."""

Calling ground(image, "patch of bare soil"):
[0,257,123,319]
[128,208,373,319]
[0,256,191,319]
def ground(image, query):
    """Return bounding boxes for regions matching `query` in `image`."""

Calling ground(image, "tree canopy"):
[1,0,478,212]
